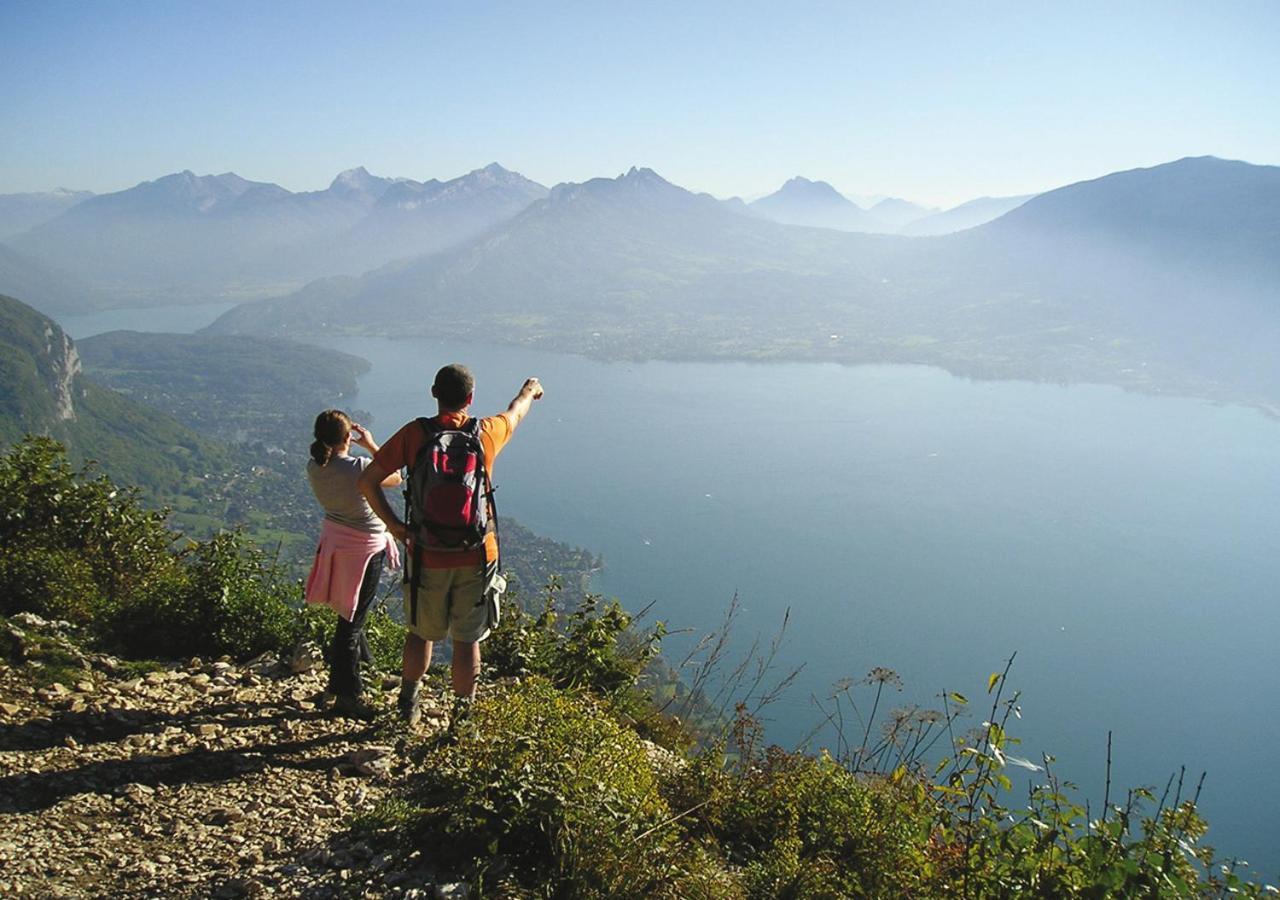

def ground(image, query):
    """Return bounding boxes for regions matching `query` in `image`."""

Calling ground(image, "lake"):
[61,307,1280,875]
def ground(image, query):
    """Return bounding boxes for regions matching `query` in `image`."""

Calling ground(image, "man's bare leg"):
[402,633,432,682]
[452,640,480,698]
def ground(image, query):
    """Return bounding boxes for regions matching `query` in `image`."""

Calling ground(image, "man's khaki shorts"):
[403,565,491,643]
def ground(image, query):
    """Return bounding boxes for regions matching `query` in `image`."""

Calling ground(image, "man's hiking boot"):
[447,694,474,737]
[398,680,421,727]
[332,694,378,721]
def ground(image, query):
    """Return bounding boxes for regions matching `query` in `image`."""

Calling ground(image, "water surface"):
[63,309,1280,874]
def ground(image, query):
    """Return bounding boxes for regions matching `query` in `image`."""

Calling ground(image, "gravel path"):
[0,617,459,899]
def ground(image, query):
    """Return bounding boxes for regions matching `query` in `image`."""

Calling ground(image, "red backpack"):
[403,416,499,625]
[404,416,497,554]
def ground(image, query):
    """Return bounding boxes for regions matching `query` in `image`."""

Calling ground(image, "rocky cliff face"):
[40,323,81,422]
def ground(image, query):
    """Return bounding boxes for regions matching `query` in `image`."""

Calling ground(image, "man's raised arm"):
[503,377,544,428]
[358,461,407,542]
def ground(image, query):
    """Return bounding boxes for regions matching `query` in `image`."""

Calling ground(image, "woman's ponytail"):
[310,439,333,466]
[311,409,353,467]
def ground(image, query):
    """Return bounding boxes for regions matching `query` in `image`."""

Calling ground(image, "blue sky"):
[1,0,1277,205]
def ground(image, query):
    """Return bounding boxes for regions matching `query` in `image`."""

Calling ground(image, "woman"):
[304,409,402,719]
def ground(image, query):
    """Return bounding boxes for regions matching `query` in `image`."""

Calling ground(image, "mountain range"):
[208,156,1280,411]
[4,164,547,306]
[3,155,1276,410]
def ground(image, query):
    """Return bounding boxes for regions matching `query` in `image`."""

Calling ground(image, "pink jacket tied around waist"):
[305,519,401,622]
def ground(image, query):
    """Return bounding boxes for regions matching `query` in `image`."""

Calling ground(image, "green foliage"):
[0,613,91,688]
[666,710,931,899]
[402,678,723,898]
[77,329,369,454]
[363,605,407,672]
[108,530,304,661]
[297,600,406,675]
[486,579,666,723]
[369,660,1275,898]
[0,436,312,662]
[0,435,178,623]
[0,547,99,624]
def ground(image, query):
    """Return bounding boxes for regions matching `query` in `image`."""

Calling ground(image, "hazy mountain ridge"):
[901,194,1035,235]
[0,189,93,240]
[750,177,941,233]
[748,176,885,232]
[8,165,547,309]
[207,166,909,344]
[209,156,1280,412]
[867,197,937,230]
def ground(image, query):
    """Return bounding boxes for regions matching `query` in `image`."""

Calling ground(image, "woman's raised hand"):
[350,424,377,451]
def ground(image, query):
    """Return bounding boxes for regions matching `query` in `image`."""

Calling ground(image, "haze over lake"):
[61,306,1280,874]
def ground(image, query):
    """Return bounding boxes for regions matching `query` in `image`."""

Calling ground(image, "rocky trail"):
[0,615,466,899]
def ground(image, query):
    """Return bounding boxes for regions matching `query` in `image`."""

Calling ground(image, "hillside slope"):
[0,294,230,495]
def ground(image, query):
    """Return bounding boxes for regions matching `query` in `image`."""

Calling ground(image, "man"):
[358,364,543,726]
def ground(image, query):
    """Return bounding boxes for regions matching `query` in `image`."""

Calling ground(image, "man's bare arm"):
[503,377,544,428]
[358,461,407,542]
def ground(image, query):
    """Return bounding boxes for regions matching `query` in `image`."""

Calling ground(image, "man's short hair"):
[433,363,475,409]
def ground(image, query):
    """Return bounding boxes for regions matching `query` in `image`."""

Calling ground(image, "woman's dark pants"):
[328,550,385,699]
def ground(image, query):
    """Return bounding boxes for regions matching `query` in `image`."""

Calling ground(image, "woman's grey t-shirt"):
[306,454,385,533]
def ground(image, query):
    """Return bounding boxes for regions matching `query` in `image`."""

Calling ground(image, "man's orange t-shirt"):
[373,411,514,568]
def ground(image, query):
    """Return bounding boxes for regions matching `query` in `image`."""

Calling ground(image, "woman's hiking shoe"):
[398,681,421,727]
[332,694,378,721]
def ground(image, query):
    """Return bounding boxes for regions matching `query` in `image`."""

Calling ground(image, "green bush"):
[0,546,99,623]
[0,436,178,622]
[298,600,406,674]
[0,436,315,663]
[108,530,305,661]
[486,582,666,724]
[664,711,932,899]
[401,678,724,898]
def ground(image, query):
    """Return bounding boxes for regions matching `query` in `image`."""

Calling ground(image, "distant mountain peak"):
[755,177,855,209]
[329,166,391,196]
[460,162,538,188]
[780,175,837,194]
[543,167,700,211]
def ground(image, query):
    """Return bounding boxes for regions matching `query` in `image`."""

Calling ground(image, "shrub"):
[298,599,406,675]
[401,678,724,898]
[0,436,178,621]
[0,437,317,663]
[486,581,666,724]
[108,530,305,661]
[0,546,99,623]
[665,710,932,899]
